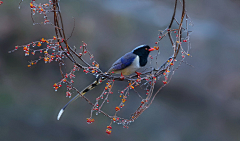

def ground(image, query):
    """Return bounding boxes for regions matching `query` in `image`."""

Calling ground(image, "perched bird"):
[57,44,155,120]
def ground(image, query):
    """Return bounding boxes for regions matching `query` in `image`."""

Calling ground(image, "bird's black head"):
[132,44,155,67]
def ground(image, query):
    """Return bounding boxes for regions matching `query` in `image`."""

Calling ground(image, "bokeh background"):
[1,0,240,141]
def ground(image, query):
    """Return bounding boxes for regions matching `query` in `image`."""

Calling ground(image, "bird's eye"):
[145,48,148,50]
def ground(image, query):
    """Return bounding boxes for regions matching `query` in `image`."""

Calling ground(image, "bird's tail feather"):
[57,77,106,120]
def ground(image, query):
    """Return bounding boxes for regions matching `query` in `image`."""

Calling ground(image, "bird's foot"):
[120,72,125,80]
[135,71,142,78]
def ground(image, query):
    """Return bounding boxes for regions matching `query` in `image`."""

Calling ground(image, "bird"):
[57,44,155,120]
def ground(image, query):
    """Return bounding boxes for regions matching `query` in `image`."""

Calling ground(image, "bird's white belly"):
[114,56,141,75]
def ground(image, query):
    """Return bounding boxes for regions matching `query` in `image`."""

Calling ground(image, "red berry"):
[163,81,167,84]
[106,129,111,135]
[115,107,120,111]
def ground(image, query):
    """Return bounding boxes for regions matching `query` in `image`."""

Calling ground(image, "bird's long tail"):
[57,77,106,120]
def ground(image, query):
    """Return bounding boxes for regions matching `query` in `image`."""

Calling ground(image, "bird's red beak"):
[148,48,155,51]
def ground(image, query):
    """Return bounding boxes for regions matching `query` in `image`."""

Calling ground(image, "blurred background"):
[1,0,240,141]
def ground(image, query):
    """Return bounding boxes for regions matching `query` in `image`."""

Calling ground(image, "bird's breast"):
[116,55,141,75]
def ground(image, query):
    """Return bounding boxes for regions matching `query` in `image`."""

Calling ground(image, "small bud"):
[107,126,112,129]
[37,42,41,47]
[154,46,159,50]
[86,118,94,124]
[66,91,71,98]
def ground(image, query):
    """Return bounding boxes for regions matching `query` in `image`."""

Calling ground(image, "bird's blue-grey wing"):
[108,52,136,71]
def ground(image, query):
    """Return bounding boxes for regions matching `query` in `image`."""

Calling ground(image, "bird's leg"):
[135,71,142,78]
[120,72,125,80]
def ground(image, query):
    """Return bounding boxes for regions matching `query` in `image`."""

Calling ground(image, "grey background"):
[0,0,240,141]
